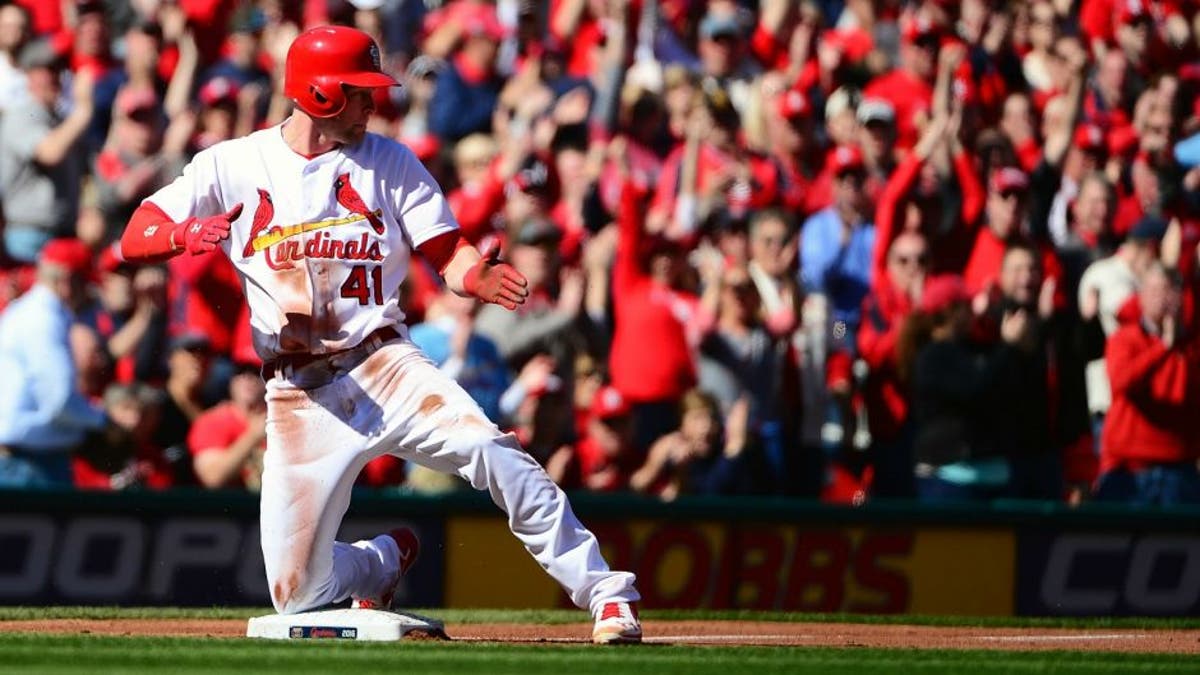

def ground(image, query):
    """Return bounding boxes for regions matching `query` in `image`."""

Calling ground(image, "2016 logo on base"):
[289,626,358,639]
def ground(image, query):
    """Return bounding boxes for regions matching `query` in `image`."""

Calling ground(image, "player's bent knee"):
[446,430,541,490]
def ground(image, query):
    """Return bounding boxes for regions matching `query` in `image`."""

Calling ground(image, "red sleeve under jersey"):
[120,202,181,264]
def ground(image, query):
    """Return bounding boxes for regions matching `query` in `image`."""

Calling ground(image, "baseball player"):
[119,26,641,644]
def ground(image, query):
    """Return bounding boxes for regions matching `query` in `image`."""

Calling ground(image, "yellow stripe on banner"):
[444,517,560,608]
[907,529,1015,616]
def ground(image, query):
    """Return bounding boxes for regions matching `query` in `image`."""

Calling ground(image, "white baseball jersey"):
[146,125,457,360]
[147,122,640,622]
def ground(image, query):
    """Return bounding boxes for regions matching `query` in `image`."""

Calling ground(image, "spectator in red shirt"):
[862,10,941,151]
[610,179,701,451]
[650,82,781,238]
[1000,93,1042,172]
[446,132,506,244]
[569,385,637,492]
[93,86,190,245]
[187,360,267,490]
[1095,261,1200,505]
[872,111,985,280]
[858,231,928,499]
[964,167,1066,299]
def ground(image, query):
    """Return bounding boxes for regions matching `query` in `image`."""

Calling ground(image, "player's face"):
[318,86,376,144]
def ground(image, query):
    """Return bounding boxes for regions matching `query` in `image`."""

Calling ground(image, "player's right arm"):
[118,146,242,264]
[119,201,243,264]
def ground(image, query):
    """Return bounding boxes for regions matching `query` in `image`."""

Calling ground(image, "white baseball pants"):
[259,334,639,615]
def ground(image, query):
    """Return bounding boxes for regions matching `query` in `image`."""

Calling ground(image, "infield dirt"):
[0,619,1196,654]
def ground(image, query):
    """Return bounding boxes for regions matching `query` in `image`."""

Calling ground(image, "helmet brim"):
[341,72,400,89]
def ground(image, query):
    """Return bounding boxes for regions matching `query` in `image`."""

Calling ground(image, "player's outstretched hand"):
[175,203,243,255]
[464,240,529,310]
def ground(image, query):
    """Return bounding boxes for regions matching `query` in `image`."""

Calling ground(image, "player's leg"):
[356,340,640,613]
[258,374,403,614]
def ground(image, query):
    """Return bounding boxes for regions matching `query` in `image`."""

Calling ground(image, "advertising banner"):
[1016,531,1200,616]
[443,518,1014,615]
[0,513,444,608]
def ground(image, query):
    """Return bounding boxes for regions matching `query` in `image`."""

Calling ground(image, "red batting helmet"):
[284,26,398,118]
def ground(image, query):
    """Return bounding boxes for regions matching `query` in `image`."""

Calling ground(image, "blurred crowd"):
[1,0,1199,506]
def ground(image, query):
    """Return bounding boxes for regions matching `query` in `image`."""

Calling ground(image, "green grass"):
[0,635,1195,675]
[2,606,1199,630]
[0,609,1197,674]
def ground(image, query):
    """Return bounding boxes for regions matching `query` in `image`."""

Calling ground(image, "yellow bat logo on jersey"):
[248,210,383,253]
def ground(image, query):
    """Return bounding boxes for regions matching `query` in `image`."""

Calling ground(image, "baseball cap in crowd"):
[1108,124,1140,158]
[1074,124,1107,154]
[857,98,895,126]
[115,86,160,117]
[230,6,267,34]
[1118,0,1153,24]
[461,6,509,41]
[514,217,562,247]
[989,166,1030,194]
[169,332,211,354]
[1129,215,1169,242]
[829,145,865,176]
[920,275,969,314]
[820,28,875,63]
[591,386,631,421]
[39,238,93,277]
[824,86,860,122]
[198,76,239,107]
[406,55,446,80]
[1175,132,1200,168]
[508,154,557,198]
[901,13,942,44]
[777,89,812,121]
[17,39,63,71]
[348,0,386,10]
[699,11,744,40]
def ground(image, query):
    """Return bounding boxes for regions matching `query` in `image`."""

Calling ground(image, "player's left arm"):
[418,232,529,311]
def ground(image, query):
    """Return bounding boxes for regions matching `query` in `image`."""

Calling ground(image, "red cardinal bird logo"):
[334,173,385,235]
[243,188,275,258]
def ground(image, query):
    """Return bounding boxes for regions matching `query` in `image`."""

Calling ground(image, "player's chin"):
[341,125,368,144]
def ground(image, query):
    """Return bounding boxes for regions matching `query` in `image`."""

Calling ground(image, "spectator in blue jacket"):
[427,7,506,143]
[800,145,877,346]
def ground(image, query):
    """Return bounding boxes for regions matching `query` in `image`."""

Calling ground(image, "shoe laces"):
[600,602,635,622]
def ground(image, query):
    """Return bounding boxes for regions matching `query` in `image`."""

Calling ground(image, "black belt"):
[262,325,401,379]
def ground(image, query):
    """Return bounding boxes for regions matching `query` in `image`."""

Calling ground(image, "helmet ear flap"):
[306,80,346,117]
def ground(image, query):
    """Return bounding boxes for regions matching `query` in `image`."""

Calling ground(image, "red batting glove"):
[463,240,529,310]
[173,203,243,255]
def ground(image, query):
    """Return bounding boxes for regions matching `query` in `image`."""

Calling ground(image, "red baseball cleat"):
[592,601,642,644]
[352,527,420,610]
